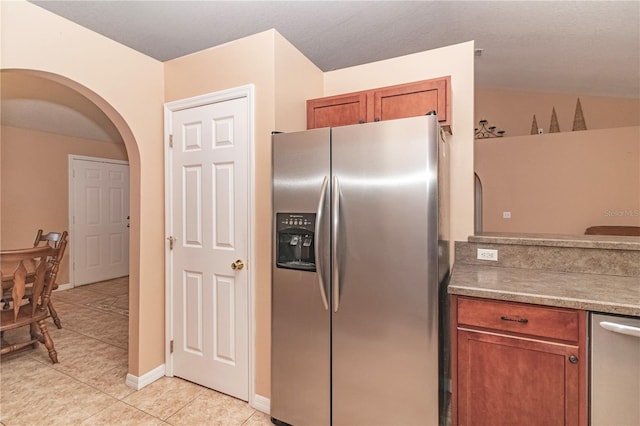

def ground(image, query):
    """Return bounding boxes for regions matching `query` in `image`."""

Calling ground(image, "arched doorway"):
[1,68,142,376]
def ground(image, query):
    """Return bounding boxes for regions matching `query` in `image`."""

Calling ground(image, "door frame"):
[68,154,130,289]
[163,85,256,405]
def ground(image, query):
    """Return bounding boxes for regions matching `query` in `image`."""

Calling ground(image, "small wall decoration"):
[572,98,587,131]
[530,114,539,135]
[475,119,505,139]
[549,107,560,133]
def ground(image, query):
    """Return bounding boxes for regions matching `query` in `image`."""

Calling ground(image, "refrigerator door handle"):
[332,176,341,313]
[315,176,329,310]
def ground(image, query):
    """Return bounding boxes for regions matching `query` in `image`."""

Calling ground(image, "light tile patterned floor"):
[0,277,271,426]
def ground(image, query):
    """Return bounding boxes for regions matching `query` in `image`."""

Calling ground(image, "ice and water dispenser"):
[275,213,316,271]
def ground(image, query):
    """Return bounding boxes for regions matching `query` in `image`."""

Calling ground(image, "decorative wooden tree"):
[549,107,560,133]
[530,114,539,135]
[572,98,587,131]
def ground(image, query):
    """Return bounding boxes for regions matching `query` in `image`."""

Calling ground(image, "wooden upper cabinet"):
[373,77,449,126]
[306,92,367,130]
[306,76,451,132]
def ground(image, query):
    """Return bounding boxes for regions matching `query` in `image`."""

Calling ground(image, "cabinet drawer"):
[457,297,580,342]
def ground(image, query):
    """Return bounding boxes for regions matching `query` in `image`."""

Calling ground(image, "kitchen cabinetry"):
[451,296,587,426]
[306,92,367,129]
[306,76,451,132]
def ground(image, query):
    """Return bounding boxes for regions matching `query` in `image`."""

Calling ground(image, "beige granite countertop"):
[449,233,640,316]
[471,232,640,251]
[449,263,640,316]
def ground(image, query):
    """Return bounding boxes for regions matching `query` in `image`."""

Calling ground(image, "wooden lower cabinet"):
[451,296,587,426]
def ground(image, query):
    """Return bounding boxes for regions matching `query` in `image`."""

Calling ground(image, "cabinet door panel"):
[457,329,580,426]
[307,93,366,129]
[373,78,448,124]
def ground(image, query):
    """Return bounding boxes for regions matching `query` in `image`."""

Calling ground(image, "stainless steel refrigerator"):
[271,114,450,426]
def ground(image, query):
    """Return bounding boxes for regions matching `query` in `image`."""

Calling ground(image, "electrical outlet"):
[503,211,512,219]
[477,248,498,261]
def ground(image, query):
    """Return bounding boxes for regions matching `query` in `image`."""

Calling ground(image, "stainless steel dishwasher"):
[591,313,640,425]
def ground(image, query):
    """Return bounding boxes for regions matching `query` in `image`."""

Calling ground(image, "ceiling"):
[1,71,123,143]
[2,1,639,143]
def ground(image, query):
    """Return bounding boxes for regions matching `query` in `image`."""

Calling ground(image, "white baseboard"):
[125,366,268,413]
[252,394,270,414]
[54,282,73,292]
[125,364,165,390]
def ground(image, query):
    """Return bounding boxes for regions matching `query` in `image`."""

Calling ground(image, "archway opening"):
[1,68,141,374]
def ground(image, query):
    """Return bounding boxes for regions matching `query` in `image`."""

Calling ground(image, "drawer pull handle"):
[500,315,528,323]
[569,355,579,364]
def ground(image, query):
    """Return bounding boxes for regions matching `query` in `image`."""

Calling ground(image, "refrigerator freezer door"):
[271,128,331,426]
[331,116,440,425]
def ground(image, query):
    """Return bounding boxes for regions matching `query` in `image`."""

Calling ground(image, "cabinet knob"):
[374,117,381,122]
[569,355,579,364]
[359,119,365,124]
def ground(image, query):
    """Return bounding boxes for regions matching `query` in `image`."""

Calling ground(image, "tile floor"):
[0,277,271,426]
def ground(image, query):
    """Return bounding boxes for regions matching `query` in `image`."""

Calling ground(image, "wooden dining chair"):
[32,230,68,328]
[0,242,66,363]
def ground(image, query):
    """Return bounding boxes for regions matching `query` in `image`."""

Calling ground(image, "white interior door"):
[71,157,130,286]
[169,96,249,400]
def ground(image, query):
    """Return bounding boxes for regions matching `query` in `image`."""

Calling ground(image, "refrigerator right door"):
[331,115,441,425]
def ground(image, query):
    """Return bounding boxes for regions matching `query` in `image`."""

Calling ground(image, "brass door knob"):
[231,259,245,270]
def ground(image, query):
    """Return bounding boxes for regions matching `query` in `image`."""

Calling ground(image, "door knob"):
[231,259,245,270]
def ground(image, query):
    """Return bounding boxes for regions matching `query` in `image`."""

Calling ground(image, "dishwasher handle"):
[599,321,640,338]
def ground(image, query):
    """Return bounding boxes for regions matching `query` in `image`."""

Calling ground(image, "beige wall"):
[274,32,324,132]
[2,1,165,376]
[476,87,640,137]
[324,41,476,245]
[164,29,323,398]
[0,126,128,283]
[475,126,640,234]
